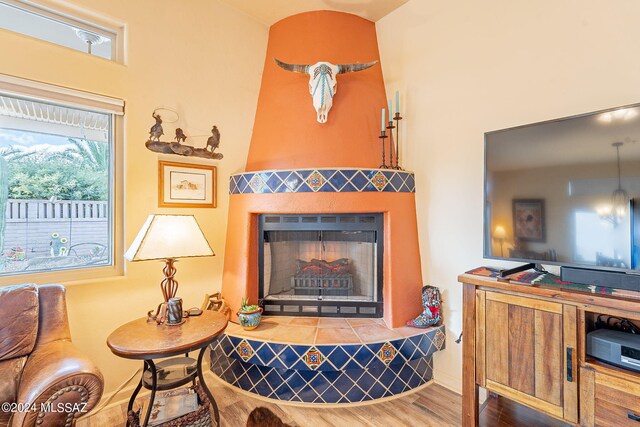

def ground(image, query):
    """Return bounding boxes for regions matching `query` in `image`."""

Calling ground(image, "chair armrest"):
[11,340,103,427]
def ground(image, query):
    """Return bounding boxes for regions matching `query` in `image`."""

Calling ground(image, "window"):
[0,0,121,61]
[0,74,123,280]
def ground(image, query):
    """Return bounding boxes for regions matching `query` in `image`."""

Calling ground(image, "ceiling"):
[219,0,408,26]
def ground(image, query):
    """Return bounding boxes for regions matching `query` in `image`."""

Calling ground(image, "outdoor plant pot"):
[237,307,263,330]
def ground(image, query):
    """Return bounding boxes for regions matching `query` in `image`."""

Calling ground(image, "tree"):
[1,140,109,201]
[63,139,109,171]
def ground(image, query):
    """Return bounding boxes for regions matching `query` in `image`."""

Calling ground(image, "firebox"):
[258,213,384,318]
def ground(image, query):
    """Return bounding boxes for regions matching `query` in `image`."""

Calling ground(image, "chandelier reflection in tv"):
[597,141,631,226]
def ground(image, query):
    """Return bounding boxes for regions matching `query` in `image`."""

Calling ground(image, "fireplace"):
[221,11,425,328]
[258,213,383,317]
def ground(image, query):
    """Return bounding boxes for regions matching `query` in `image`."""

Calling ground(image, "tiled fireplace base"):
[209,319,445,404]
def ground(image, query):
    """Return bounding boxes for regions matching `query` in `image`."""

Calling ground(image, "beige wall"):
[0,0,267,394]
[377,0,640,392]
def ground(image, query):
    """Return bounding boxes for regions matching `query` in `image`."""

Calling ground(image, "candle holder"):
[386,121,396,169]
[378,130,388,169]
[393,112,403,170]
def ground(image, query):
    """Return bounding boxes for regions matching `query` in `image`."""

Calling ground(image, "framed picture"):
[512,199,545,242]
[158,160,216,208]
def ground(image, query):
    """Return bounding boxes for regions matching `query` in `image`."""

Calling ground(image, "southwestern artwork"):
[158,160,216,208]
[512,199,545,242]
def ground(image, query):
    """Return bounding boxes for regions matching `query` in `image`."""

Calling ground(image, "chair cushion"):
[0,356,27,427]
[0,284,38,360]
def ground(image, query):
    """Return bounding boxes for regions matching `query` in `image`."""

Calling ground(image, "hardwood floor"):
[78,381,458,427]
[77,382,569,427]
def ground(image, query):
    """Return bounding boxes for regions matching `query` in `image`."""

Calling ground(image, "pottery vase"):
[237,307,263,330]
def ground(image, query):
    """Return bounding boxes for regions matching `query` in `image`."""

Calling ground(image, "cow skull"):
[274,58,378,123]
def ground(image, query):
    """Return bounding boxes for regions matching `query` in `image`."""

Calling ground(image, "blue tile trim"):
[211,345,435,404]
[229,168,416,194]
[218,325,444,372]
[208,326,444,404]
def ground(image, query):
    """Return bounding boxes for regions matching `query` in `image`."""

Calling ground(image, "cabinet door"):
[478,291,578,423]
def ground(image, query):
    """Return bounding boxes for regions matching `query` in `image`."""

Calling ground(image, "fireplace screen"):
[258,214,383,317]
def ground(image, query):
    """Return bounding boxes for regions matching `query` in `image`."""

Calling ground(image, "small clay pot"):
[237,307,263,330]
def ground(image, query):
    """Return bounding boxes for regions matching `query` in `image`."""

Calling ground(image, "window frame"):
[0,73,124,285]
[0,0,124,63]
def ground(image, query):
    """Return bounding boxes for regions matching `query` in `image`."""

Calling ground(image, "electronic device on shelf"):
[587,329,640,373]
[483,102,640,289]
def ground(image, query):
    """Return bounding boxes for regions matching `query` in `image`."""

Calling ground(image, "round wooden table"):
[107,310,228,427]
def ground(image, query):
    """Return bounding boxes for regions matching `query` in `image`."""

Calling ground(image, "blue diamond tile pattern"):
[229,168,416,194]
[209,325,445,404]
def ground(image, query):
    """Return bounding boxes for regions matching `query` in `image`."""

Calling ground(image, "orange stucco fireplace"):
[221,11,424,328]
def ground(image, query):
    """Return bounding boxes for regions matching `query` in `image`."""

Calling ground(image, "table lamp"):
[125,214,214,302]
[493,225,506,257]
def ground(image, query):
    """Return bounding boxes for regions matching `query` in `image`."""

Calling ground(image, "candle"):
[395,91,399,114]
[381,108,385,132]
[388,100,392,122]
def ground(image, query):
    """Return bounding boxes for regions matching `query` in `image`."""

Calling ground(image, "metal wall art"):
[145,109,223,160]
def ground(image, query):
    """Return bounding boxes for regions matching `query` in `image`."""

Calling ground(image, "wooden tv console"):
[459,273,640,426]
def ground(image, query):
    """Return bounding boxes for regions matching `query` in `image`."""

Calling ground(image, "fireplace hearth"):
[258,213,383,318]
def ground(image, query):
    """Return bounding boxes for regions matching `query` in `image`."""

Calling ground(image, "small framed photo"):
[159,160,216,208]
[512,199,545,242]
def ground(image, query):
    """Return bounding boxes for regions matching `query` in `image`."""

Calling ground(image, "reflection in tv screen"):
[484,104,640,272]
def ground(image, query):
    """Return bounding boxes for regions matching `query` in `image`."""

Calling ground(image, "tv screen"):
[485,103,640,273]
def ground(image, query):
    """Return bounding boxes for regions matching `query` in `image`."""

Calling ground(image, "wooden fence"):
[3,199,109,256]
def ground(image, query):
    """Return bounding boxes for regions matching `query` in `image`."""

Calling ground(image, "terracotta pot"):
[237,307,263,330]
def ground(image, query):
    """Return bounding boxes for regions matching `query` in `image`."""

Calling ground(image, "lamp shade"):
[125,214,214,261]
[493,225,506,240]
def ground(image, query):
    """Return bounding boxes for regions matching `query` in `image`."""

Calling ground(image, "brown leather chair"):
[0,284,103,427]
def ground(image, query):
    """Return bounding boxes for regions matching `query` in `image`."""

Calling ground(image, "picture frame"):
[512,199,545,242]
[158,160,216,208]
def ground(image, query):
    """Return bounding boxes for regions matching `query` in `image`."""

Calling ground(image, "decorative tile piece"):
[433,328,446,351]
[377,342,396,365]
[248,174,266,193]
[236,339,254,362]
[229,168,416,194]
[306,171,325,191]
[302,347,325,370]
[371,171,387,192]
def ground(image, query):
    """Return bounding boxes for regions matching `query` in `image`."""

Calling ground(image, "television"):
[484,103,640,289]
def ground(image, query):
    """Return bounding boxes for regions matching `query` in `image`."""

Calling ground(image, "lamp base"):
[160,258,179,302]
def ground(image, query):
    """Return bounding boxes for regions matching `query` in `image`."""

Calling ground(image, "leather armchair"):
[0,284,103,427]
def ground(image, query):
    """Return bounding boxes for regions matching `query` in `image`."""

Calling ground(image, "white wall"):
[377,0,640,392]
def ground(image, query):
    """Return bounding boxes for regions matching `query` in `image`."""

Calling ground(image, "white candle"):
[388,100,392,122]
[395,91,399,114]
[381,108,385,132]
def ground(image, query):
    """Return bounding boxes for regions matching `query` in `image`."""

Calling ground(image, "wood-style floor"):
[77,381,570,427]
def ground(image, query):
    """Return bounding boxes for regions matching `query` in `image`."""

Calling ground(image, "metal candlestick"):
[386,121,396,169]
[393,112,403,170]
[378,130,388,169]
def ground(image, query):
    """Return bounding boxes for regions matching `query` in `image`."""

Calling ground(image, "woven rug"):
[465,266,614,295]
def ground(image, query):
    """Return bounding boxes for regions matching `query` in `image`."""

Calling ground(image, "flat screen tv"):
[484,103,640,288]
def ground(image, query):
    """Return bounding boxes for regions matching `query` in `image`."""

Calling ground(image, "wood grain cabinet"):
[476,291,578,423]
[580,366,640,426]
[460,273,640,427]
